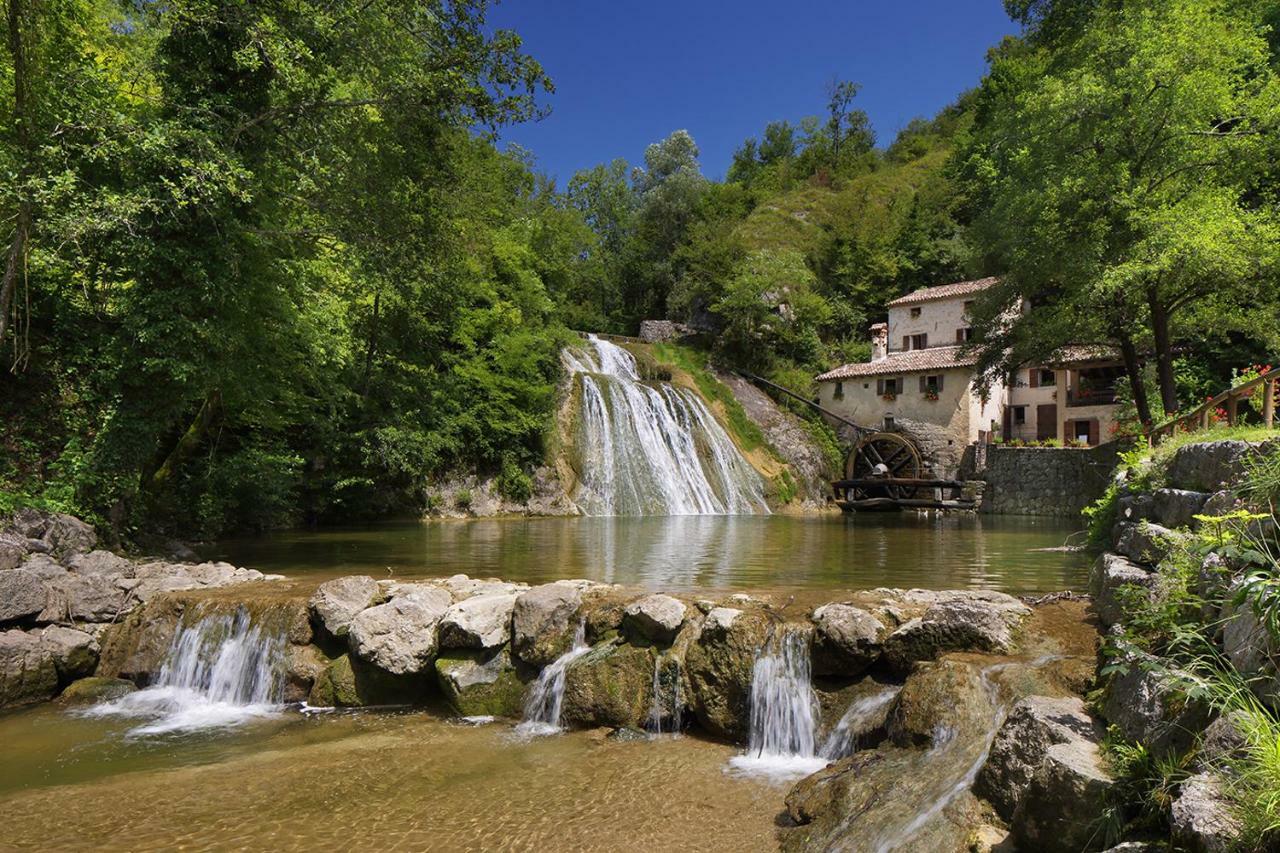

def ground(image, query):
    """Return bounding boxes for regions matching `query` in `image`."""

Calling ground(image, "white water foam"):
[818,685,902,760]
[83,606,286,736]
[514,621,590,737]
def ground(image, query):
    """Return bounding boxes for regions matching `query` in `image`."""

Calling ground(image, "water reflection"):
[214,514,1089,595]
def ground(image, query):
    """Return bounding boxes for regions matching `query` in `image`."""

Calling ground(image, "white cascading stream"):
[727,629,827,779]
[515,621,591,737]
[819,685,902,760]
[83,606,287,736]
[565,335,769,517]
[645,655,683,736]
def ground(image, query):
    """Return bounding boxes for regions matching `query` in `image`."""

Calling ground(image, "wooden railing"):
[1149,366,1277,444]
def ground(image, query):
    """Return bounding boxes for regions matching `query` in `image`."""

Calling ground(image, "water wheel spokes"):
[843,432,923,502]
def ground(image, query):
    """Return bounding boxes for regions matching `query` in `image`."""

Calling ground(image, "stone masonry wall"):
[976,443,1121,517]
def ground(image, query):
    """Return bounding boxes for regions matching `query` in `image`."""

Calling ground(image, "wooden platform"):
[831,477,978,513]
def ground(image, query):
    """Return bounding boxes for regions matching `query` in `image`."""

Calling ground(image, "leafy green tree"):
[712,248,830,370]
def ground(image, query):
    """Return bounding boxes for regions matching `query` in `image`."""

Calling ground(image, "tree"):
[962,0,1280,420]
[712,248,830,370]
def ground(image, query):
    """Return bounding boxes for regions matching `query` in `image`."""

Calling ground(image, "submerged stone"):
[57,675,137,705]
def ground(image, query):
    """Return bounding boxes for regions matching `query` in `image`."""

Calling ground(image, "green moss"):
[434,649,527,718]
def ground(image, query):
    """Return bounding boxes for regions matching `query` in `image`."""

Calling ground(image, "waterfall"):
[727,630,827,779]
[84,605,287,736]
[819,685,902,760]
[644,655,683,736]
[515,621,591,737]
[565,335,769,517]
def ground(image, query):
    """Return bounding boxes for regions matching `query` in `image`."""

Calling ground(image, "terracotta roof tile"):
[1043,344,1122,367]
[816,346,978,381]
[886,277,999,308]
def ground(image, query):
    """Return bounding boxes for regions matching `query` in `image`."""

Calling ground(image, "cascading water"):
[644,656,683,736]
[818,685,902,760]
[84,605,287,736]
[727,630,827,779]
[565,335,769,517]
[515,621,590,737]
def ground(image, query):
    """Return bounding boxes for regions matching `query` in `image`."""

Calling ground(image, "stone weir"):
[28,565,1108,850]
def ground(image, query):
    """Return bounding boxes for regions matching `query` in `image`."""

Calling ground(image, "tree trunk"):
[142,389,224,496]
[0,0,32,352]
[1116,329,1152,429]
[1146,285,1179,416]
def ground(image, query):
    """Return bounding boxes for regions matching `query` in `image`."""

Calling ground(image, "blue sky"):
[487,1,1019,185]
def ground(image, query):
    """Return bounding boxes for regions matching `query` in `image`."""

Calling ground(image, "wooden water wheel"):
[839,432,923,506]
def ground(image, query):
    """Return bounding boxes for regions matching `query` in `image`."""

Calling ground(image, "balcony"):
[1066,387,1117,408]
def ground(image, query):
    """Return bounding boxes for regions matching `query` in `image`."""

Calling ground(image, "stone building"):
[815,277,1124,450]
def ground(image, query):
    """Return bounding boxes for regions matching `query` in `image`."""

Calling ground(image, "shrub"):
[497,455,534,504]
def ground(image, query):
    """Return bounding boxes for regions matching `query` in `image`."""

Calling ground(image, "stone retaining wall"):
[975,443,1121,517]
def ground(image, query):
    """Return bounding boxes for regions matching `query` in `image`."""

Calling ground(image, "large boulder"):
[16,553,65,580]
[309,575,384,639]
[10,509,97,558]
[57,675,137,706]
[1102,650,1211,758]
[882,592,1029,672]
[39,624,99,681]
[810,603,885,676]
[886,658,993,748]
[1166,440,1255,492]
[347,586,451,675]
[438,593,517,650]
[1151,488,1210,530]
[512,582,583,666]
[561,639,656,729]
[684,607,772,740]
[0,629,58,707]
[621,594,687,645]
[65,550,134,577]
[307,652,425,707]
[1114,521,1183,566]
[1090,553,1156,628]
[283,644,329,704]
[975,695,1105,821]
[1169,772,1242,853]
[0,531,29,570]
[431,574,524,601]
[0,569,48,624]
[38,573,129,623]
[1012,739,1115,852]
[435,647,526,717]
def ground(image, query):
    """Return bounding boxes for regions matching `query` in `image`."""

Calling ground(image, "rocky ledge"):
[0,509,279,707]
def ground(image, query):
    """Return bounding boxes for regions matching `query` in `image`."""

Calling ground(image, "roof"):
[1042,345,1123,368]
[886,277,999,308]
[816,346,978,381]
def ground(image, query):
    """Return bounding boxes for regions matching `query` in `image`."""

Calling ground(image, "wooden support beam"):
[1265,378,1276,429]
[1227,393,1238,426]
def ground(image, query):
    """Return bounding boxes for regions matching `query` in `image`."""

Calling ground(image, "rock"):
[0,629,58,707]
[975,695,1105,821]
[0,531,28,570]
[1114,521,1183,565]
[438,593,517,650]
[39,625,99,681]
[1090,553,1155,628]
[1198,710,1250,766]
[704,607,741,631]
[882,592,1029,671]
[810,603,884,676]
[1151,488,1210,530]
[1170,772,1241,853]
[10,509,97,558]
[308,652,424,707]
[607,726,650,742]
[432,574,525,601]
[1219,594,1280,707]
[0,569,48,624]
[65,550,134,577]
[621,594,687,645]
[347,587,451,675]
[1102,650,1210,759]
[284,644,329,703]
[561,640,656,729]
[309,575,384,639]
[1200,490,1236,518]
[16,553,65,580]
[886,658,993,748]
[93,599,183,682]
[685,607,772,740]
[1012,739,1115,853]
[56,676,137,705]
[1166,440,1254,492]
[512,582,583,666]
[38,573,128,623]
[435,647,526,717]
[1116,493,1154,524]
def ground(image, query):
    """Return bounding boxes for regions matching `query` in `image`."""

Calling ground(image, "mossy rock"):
[434,648,526,718]
[57,676,137,706]
[309,653,428,707]
[684,608,773,742]
[561,640,656,729]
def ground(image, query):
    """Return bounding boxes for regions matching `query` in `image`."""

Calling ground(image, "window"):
[910,307,922,318]
[919,374,944,395]
[1013,405,1027,425]
[1031,368,1056,388]
[905,333,927,351]
[963,300,975,314]
[884,416,895,431]
[876,377,901,396]
[833,381,844,400]
[955,327,973,344]
[1074,420,1093,443]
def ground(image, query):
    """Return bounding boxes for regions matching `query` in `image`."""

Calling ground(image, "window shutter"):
[1088,420,1100,445]
[877,378,884,395]
[956,328,964,344]
[936,374,944,391]
[903,336,910,351]
[919,375,926,393]
[920,333,928,348]
[1029,369,1039,388]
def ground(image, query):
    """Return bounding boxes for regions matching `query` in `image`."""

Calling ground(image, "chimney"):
[870,323,888,362]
